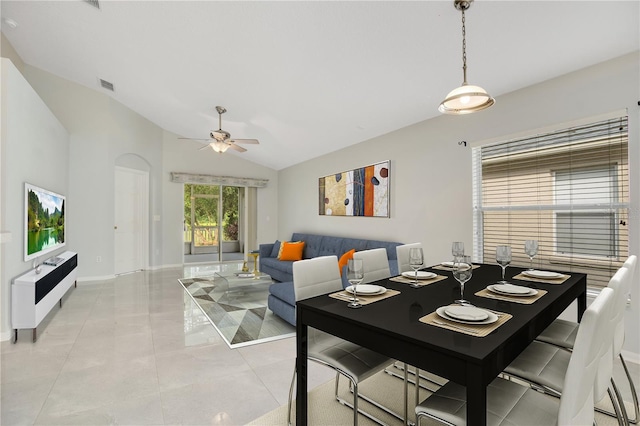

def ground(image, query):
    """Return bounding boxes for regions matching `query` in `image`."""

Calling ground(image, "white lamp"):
[439,0,494,115]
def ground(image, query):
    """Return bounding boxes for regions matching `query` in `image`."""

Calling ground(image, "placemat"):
[474,287,547,304]
[329,288,400,305]
[432,263,481,271]
[419,307,512,337]
[389,274,448,287]
[512,272,570,285]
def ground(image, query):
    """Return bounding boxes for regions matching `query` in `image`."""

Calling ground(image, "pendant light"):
[439,0,494,114]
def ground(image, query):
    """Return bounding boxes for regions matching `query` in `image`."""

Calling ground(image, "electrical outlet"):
[96,256,102,263]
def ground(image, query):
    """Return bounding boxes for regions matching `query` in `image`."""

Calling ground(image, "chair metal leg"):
[596,354,639,424]
[607,385,626,426]
[385,362,442,391]
[353,382,359,426]
[621,353,640,424]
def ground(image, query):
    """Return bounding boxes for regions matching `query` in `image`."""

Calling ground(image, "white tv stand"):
[12,251,78,343]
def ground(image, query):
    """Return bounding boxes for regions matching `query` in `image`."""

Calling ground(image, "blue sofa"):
[261,232,402,325]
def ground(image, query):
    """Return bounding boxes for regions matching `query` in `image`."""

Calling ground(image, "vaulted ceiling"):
[2,1,638,170]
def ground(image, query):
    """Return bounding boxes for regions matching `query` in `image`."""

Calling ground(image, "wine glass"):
[453,255,473,304]
[496,245,512,284]
[451,241,465,262]
[347,258,364,309]
[524,240,538,270]
[409,247,424,288]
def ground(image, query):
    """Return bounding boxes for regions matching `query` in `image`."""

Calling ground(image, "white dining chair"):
[614,255,639,424]
[286,255,397,426]
[535,255,638,423]
[501,267,629,425]
[415,287,615,426]
[396,242,423,274]
[353,248,391,283]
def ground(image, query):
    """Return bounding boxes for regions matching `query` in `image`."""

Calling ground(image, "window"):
[473,116,629,288]
[555,166,619,258]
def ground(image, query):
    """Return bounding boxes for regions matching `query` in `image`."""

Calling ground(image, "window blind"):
[472,116,629,288]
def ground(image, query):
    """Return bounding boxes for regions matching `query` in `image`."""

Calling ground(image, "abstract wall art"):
[319,160,390,217]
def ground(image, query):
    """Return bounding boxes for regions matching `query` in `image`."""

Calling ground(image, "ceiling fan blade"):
[229,138,259,145]
[227,143,247,153]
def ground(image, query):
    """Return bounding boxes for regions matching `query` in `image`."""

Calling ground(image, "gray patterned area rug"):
[178,276,295,348]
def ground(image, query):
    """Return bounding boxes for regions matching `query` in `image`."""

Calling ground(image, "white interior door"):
[114,167,149,275]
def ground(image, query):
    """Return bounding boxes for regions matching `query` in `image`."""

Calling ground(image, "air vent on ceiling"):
[84,0,100,9]
[99,78,114,91]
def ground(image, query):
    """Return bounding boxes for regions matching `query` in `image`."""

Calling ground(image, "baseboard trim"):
[77,275,116,283]
[148,263,182,270]
[0,330,12,342]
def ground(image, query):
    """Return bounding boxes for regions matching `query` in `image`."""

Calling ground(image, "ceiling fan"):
[179,106,259,153]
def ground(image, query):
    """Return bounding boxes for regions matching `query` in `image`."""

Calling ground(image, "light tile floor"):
[1,265,335,425]
[2,265,639,425]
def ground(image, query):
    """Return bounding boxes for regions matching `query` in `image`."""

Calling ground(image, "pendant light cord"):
[461,8,467,84]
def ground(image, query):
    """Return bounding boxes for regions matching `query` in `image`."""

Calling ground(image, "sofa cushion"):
[278,241,305,261]
[338,249,356,276]
[296,233,324,258]
[270,240,282,258]
[269,281,296,306]
[316,236,342,257]
[339,238,369,256]
[261,257,295,275]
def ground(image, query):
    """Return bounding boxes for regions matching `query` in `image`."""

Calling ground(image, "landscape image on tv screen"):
[25,183,65,261]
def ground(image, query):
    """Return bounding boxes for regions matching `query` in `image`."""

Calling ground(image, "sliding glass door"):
[183,184,245,262]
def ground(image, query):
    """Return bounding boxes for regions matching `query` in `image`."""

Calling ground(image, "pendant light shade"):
[439,83,494,114]
[439,0,494,115]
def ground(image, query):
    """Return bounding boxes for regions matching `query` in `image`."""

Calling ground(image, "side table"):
[249,251,260,277]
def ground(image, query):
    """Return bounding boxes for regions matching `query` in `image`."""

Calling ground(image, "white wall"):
[0,58,70,340]
[22,65,164,280]
[277,52,640,359]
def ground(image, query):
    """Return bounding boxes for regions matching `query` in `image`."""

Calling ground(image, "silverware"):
[432,320,480,334]
[332,292,354,301]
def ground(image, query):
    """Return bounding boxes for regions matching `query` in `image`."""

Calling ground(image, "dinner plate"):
[440,261,455,267]
[487,284,538,297]
[402,271,437,280]
[523,270,563,279]
[436,307,498,325]
[444,306,488,321]
[346,284,386,295]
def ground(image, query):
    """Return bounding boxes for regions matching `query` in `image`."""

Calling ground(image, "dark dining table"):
[295,263,587,426]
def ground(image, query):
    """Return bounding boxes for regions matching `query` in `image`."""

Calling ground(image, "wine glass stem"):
[501,266,506,281]
[460,283,464,300]
[530,257,533,270]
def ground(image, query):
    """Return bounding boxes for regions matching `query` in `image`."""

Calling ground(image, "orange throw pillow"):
[338,249,356,276]
[278,241,305,261]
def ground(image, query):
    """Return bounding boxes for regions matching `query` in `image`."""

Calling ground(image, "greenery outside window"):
[183,184,242,256]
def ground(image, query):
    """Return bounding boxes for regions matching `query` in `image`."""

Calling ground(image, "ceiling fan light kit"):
[211,140,231,153]
[178,105,259,154]
[439,0,494,115]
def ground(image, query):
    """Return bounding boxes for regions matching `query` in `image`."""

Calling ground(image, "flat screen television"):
[24,183,66,262]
